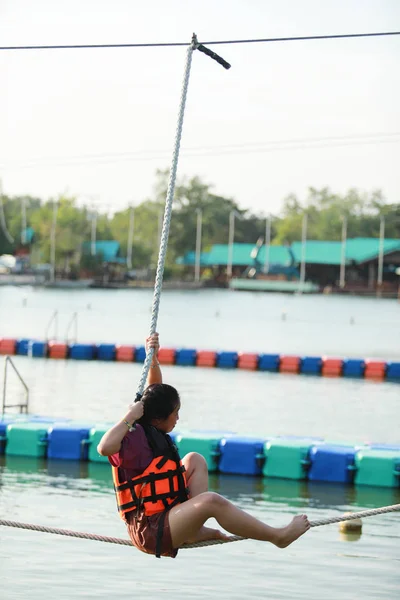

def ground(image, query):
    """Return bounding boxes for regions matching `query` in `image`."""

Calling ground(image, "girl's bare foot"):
[275,514,310,548]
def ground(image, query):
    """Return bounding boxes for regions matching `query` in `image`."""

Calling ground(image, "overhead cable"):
[1,132,399,170]
[1,31,399,51]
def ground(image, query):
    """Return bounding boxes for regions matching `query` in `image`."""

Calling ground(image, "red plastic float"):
[279,355,300,374]
[238,352,259,371]
[116,345,135,362]
[0,338,17,355]
[158,347,175,365]
[364,359,386,380]
[196,350,217,368]
[322,357,343,377]
[48,342,68,359]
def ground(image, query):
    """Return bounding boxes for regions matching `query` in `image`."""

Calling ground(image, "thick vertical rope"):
[130,34,229,399]
[135,36,197,399]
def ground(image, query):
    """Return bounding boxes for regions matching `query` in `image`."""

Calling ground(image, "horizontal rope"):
[1,31,399,51]
[1,504,399,549]
[0,520,132,546]
[309,503,400,527]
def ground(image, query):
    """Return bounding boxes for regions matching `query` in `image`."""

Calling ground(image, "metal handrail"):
[65,312,78,344]
[45,310,58,341]
[2,356,29,416]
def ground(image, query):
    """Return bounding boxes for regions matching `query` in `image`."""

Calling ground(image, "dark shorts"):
[126,511,178,558]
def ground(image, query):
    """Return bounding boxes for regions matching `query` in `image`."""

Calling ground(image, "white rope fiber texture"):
[1,504,398,549]
[135,37,196,398]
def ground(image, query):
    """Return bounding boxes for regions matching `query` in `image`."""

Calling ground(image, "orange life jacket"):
[112,425,189,521]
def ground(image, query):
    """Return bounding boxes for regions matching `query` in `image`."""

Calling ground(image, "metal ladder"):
[2,356,29,416]
[44,310,58,342]
[65,312,78,344]
[44,309,78,343]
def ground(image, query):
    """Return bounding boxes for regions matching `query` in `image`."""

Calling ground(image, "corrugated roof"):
[175,251,210,265]
[207,244,255,266]
[345,238,400,263]
[291,241,343,265]
[253,245,293,266]
[177,244,293,267]
[82,240,123,262]
[291,238,400,265]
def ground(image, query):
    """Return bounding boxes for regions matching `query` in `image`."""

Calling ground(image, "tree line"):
[1,170,399,274]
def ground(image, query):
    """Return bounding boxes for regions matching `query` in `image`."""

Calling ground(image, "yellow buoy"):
[339,512,362,541]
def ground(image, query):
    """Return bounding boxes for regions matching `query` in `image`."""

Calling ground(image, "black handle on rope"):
[192,33,231,70]
[197,43,231,70]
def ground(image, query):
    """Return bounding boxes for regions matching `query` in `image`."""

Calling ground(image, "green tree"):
[1,177,398,279]
[152,170,268,264]
[273,187,399,244]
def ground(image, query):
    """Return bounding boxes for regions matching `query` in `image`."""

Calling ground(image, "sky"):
[1,0,399,217]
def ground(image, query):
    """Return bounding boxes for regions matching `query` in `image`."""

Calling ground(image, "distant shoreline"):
[0,274,398,298]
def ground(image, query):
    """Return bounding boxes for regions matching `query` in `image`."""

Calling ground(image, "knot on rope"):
[191,33,200,50]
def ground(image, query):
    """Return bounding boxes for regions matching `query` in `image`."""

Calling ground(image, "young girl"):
[98,333,310,558]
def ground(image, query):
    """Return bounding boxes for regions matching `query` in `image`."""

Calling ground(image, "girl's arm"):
[97,401,144,456]
[97,333,161,456]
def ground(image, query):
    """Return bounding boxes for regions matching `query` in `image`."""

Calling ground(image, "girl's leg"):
[181,453,227,543]
[168,491,310,549]
[182,452,208,497]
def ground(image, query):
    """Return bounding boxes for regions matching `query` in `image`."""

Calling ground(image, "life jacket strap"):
[155,497,181,558]
[118,489,184,512]
[155,455,169,469]
[115,468,183,492]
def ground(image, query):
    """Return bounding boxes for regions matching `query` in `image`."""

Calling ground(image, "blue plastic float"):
[69,343,97,360]
[96,344,116,361]
[0,414,399,488]
[342,358,365,378]
[1,336,399,383]
[16,339,30,356]
[301,356,323,375]
[16,340,47,357]
[308,444,357,484]
[387,362,400,381]
[47,423,91,460]
[216,351,238,369]
[175,348,197,366]
[219,435,267,475]
[134,345,146,362]
[258,353,280,372]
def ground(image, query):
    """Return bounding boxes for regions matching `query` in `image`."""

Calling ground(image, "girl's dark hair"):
[137,383,180,425]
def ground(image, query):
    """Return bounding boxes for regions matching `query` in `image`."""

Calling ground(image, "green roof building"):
[177,243,293,267]
[291,238,400,266]
[81,241,126,264]
[177,238,400,295]
[291,237,400,292]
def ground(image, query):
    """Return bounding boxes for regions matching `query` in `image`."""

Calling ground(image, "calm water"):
[0,287,400,599]
[0,285,400,359]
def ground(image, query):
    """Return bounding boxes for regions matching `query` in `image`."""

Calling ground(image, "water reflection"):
[87,462,114,491]
[46,459,89,480]
[0,454,47,474]
[306,481,356,508]
[209,473,263,500]
[354,485,400,509]
[1,455,399,511]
